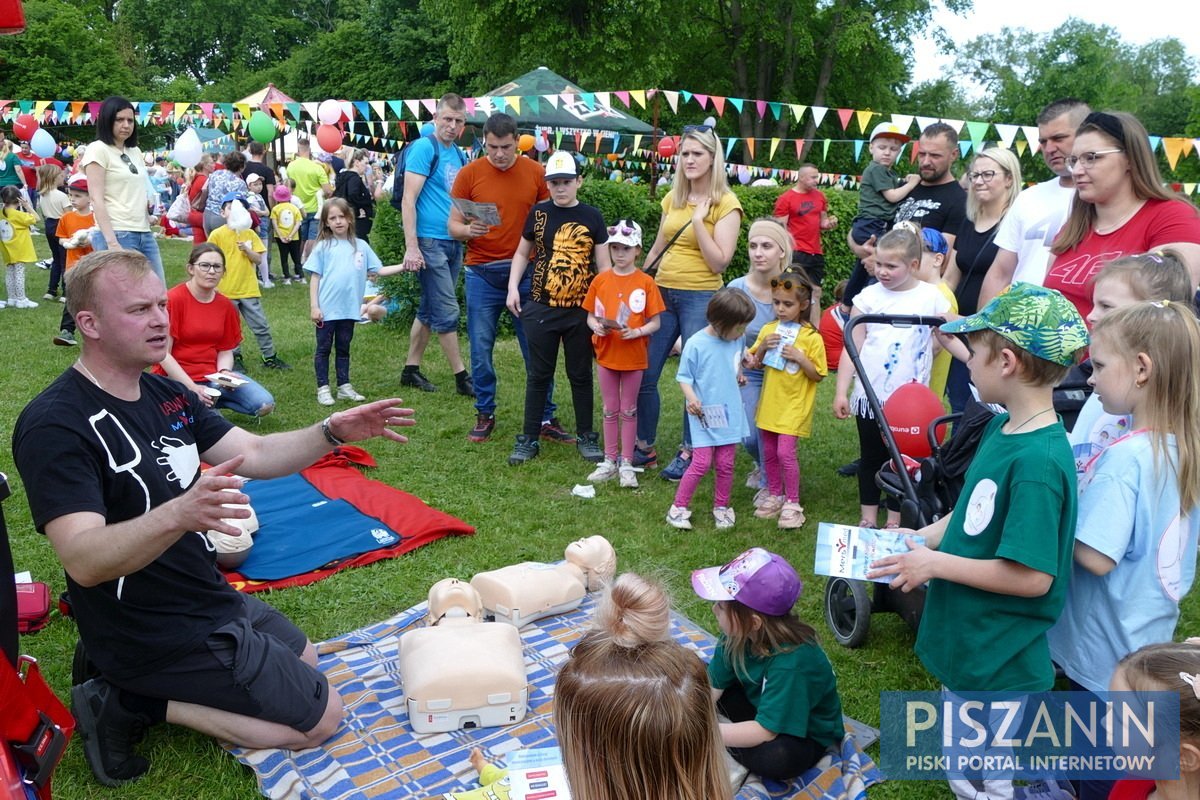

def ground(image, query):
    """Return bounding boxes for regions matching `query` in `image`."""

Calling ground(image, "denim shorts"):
[415,237,463,333]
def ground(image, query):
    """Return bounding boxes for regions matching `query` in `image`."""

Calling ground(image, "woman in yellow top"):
[636,126,743,479]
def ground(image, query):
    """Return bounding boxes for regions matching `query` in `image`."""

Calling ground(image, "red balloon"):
[13,113,38,141]
[656,136,676,158]
[315,124,343,154]
[882,382,946,458]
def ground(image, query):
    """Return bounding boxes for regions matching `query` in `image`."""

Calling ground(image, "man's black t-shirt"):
[12,370,240,681]
[894,180,968,237]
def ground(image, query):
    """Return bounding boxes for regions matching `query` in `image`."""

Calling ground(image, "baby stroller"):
[822,314,996,647]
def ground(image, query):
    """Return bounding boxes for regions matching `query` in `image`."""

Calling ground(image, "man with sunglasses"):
[12,249,415,788]
[978,99,1090,307]
[449,113,564,443]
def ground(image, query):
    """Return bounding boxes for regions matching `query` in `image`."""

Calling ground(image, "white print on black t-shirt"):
[88,411,203,597]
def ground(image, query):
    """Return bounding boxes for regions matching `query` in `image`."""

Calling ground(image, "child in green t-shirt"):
[869,282,1089,799]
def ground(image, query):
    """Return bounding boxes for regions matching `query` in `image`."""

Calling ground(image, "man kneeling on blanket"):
[11,250,417,788]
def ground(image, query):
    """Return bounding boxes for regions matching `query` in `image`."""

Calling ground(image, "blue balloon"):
[421,122,435,136]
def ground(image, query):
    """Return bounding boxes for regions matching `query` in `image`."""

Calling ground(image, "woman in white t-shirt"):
[80,96,164,281]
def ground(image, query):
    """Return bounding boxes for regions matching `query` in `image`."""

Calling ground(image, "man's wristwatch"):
[321,416,345,446]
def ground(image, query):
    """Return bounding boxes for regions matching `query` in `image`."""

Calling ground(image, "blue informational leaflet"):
[814,522,925,584]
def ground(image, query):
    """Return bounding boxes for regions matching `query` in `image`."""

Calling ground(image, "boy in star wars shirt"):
[505,151,611,466]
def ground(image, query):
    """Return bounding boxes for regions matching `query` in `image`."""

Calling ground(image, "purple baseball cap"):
[691,547,802,616]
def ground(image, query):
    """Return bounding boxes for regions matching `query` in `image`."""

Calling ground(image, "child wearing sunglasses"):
[743,268,827,528]
[582,219,665,487]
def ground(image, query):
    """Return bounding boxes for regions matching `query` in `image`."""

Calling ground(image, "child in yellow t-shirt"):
[271,183,304,284]
[745,268,827,529]
[212,192,290,370]
[0,185,40,308]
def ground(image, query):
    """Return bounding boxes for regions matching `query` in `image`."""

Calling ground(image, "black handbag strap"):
[643,220,692,277]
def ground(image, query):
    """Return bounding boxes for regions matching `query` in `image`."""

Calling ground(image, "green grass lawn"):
[3,236,1196,799]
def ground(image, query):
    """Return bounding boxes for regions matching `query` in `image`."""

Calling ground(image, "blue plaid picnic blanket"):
[224,593,883,799]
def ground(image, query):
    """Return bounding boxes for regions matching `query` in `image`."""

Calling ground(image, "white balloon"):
[30,128,57,159]
[173,128,203,168]
[318,99,341,125]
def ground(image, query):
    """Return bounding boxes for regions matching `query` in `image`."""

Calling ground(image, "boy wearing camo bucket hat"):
[869,282,1089,799]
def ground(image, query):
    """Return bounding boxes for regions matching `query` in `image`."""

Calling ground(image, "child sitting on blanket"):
[441,748,510,800]
[555,573,734,800]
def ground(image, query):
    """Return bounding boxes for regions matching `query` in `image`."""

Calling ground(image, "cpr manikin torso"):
[470,536,617,628]
[398,578,528,733]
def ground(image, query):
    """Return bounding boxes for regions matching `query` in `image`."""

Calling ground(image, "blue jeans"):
[636,287,715,448]
[89,229,165,284]
[739,367,765,469]
[299,212,319,241]
[465,260,555,419]
[209,373,275,417]
[416,237,462,333]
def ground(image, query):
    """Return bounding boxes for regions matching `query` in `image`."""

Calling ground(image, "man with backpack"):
[396,93,474,397]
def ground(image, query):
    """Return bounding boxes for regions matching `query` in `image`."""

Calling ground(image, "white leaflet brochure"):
[451,197,501,227]
[698,404,729,430]
[507,747,572,800]
[205,373,248,388]
[814,522,924,584]
[761,321,801,374]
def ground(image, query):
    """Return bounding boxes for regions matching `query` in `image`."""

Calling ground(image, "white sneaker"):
[13,298,37,309]
[618,460,639,488]
[296,276,306,285]
[0,300,6,309]
[317,385,335,406]
[260,279,275,289]
[745,467,763,488]
[666,505,692,530]
[57,295,66,303]
[587,459,618,482]
[336,383,365,401]
[282,278,292,286]
[42,293,56,301]
[713,506,736,529]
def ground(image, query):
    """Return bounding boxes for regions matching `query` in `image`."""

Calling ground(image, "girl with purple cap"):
[692,548,845,780]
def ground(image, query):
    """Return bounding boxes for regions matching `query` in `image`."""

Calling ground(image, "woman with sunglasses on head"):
[636,125,743,480]
[79,96,166,282]
[1044,110,1200,322]
[154,243,276,417]
[942,147,1021,413]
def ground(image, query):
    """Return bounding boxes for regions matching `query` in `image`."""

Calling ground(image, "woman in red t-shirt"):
[155,244,276,416]
[1045,111,1200,322]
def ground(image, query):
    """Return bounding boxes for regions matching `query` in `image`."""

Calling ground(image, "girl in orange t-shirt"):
[582,219,666,487]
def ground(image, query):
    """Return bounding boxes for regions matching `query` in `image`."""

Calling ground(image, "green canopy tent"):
[465,66,654,154]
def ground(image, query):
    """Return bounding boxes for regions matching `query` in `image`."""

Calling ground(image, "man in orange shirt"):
[449,113,562,443]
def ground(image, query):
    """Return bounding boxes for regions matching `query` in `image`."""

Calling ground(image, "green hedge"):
[371,180,861,332]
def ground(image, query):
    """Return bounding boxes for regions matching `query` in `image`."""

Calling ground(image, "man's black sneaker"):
[468,414,495,442]
[232,354,247,373]
[455,370,476,398]
[262,355,291,370]
[539,418,576,443]
[508,434,540,465]
[71,678,152,787]
[401,369,437,392]
[837,458,860,477]
[576,431,604,463]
